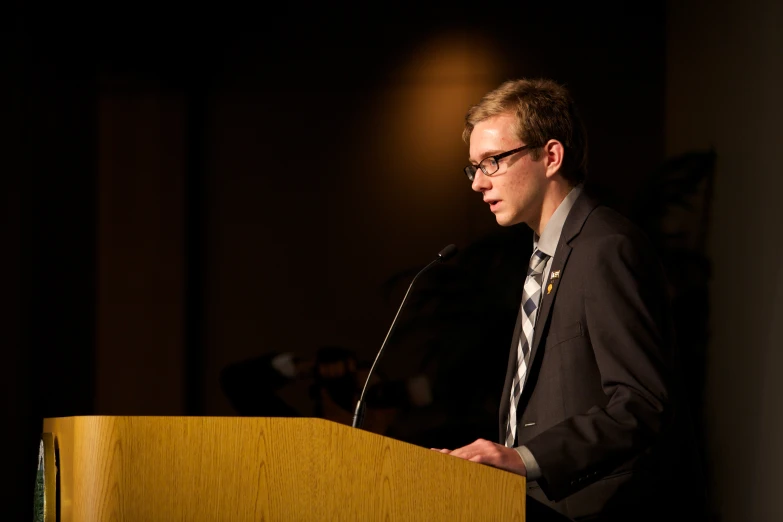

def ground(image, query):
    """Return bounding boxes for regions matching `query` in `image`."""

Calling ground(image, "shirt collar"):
[534,184,583,257]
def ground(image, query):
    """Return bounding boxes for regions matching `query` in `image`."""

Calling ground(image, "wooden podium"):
[42,416,526,521]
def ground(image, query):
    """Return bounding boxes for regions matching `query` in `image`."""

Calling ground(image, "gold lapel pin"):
[547,270,561,294]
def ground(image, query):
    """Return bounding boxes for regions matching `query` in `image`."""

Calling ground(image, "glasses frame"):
[464,144,535,181]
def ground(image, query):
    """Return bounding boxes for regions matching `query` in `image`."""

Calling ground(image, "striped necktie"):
[505,248,549,447]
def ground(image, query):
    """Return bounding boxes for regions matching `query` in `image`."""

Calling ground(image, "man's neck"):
[531,182,573,237]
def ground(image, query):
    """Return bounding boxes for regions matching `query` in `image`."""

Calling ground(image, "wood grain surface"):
[43,416,525,521]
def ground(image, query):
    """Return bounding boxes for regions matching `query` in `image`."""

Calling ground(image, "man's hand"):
[432,438,527,476]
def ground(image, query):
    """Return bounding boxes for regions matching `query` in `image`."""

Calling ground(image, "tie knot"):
[528,249,549,274]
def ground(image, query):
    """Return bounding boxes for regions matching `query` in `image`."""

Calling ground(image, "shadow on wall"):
[628,149,717,469]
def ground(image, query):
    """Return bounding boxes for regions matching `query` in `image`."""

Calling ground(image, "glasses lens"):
[464,165,477,180]
[480,157,499,176]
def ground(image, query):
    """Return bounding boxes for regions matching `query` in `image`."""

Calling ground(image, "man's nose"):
[471,170,490,193]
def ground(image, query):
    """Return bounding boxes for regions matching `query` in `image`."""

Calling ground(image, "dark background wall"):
[3,1,779,520]
[666,0,783,520]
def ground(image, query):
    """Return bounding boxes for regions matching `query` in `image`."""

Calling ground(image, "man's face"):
[469,113,546,227]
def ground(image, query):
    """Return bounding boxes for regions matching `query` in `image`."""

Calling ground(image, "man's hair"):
[462,78,588,185]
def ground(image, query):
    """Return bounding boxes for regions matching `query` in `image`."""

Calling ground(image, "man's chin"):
[494,213,520,227]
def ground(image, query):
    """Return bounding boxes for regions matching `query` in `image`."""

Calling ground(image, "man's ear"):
[543,139,565,179]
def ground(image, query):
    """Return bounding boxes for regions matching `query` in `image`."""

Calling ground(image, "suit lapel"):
[521,192,600,396]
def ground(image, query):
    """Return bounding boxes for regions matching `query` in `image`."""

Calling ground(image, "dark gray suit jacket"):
[499,192,705,521]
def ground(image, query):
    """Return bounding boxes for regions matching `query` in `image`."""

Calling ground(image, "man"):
[435,79,705,521]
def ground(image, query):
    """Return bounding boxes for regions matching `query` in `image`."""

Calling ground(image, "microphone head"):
[437,244,458,262]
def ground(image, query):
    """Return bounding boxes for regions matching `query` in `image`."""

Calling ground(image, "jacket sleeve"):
[523,231,675,501]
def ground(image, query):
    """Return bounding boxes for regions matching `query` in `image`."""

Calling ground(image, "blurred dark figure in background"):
[220,345,431,435]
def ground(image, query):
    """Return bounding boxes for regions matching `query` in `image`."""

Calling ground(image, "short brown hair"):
[463,78,588,185]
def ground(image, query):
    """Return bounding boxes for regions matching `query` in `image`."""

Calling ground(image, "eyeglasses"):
[463,144,535,181]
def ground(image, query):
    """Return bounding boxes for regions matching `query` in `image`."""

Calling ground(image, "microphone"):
[351,244,458,429]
